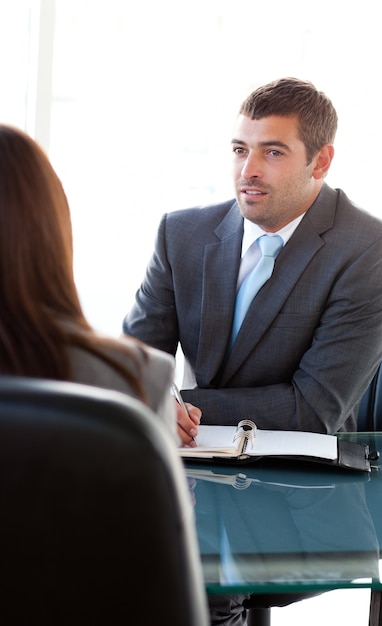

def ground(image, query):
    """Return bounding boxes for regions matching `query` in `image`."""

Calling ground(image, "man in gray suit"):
[123,77,382,624]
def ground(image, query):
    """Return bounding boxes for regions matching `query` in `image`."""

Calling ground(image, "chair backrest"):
[357,364,382,431]
[0,377,209,626]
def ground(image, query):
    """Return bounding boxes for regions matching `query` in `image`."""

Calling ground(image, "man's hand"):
[175,399,201,447]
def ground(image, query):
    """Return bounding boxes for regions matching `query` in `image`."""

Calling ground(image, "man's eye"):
[268,149,283,157]
[233,147,246,155]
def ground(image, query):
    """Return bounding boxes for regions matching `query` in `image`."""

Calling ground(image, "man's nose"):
[241,153,261,179]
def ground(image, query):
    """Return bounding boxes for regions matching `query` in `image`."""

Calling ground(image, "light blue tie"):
[229,234,283,348]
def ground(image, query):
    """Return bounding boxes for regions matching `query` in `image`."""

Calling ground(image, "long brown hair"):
[0,124,146,399]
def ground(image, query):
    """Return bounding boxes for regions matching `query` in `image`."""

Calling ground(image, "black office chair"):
[246,363,382,626]
[0,377,209,626]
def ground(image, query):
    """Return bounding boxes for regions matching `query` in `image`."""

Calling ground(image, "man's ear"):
[312,144,335,179]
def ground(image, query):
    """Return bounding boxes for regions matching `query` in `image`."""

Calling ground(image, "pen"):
[171,383,198,445]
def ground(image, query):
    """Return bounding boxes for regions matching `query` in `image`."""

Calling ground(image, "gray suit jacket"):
[123,183,382,433]
[68,339,176,438]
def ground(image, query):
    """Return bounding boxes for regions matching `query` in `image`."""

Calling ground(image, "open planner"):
[179,419,375,472]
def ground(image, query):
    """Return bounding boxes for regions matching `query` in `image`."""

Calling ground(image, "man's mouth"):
[241,188,267,196]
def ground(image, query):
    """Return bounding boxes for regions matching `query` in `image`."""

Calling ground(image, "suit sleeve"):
[123,213,180,356]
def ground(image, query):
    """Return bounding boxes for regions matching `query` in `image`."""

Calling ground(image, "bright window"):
[1,0,381,334]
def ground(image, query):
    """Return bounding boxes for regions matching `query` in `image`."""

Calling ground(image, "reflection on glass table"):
[185,432,382,596]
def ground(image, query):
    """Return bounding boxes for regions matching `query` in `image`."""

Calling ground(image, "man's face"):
[231,114,323,231]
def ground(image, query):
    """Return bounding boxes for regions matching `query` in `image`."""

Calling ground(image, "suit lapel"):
[195,204,243,385]
[219,184,337,385]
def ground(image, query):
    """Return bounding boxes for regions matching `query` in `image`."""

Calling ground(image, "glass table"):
[185,432,382,625]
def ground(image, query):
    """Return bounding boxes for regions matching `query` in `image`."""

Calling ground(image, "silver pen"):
[171,383,198,445]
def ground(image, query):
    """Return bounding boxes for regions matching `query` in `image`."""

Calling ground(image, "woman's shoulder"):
[119,339,176,410]
[69,333,175,411]
[116,334,175,376]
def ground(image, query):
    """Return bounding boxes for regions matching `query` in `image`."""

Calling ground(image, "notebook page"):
[192,425,238,451]
[252,429,337,460]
